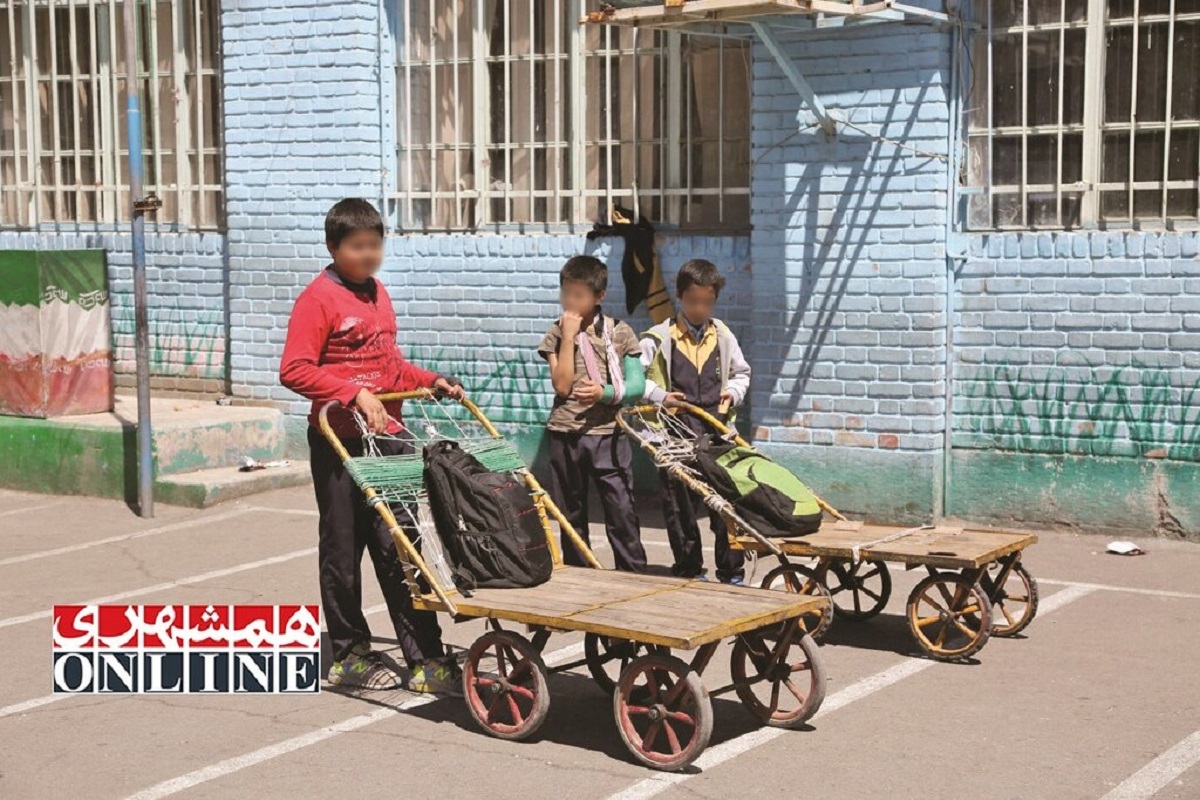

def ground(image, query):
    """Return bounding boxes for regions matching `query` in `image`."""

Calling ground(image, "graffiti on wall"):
[958,363,1200,462]
[404,345,551,426]
[111,308,224,379]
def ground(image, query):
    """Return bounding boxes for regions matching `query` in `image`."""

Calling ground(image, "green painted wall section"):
[948,448,1199,538]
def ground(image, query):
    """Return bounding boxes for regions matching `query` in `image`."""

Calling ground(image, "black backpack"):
[692,434,823,538]
[423,440,553,593]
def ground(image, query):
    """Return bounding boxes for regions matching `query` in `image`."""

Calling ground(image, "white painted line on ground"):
[1101,730,1200,800]
[0,501,64,519]
[1041,578,1200,601]
[0,600,392,723]
[608,583,1098,800]
[0,508,256,568]
[246,506,319,518]
[122,640,588,800]
[0,547,317,630]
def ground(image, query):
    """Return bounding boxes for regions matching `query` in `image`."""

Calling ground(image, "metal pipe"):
[941,4,966,520]
[124,0,153,517]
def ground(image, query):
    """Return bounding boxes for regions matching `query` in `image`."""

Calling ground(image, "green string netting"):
[344,437,527,504]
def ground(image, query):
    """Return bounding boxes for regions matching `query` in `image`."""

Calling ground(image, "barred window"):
[0,0,223,229]
[967,0,1200,229]
[393,0,751,232]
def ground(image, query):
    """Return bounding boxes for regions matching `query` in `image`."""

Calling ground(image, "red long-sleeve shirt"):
[280,266,437,439]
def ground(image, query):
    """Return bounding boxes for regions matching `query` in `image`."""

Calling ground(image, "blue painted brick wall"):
[0,231,226,392]
[750,25,950,456]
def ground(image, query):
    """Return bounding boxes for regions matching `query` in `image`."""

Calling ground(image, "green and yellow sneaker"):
[408,656,463,696]
[327,643,403,691]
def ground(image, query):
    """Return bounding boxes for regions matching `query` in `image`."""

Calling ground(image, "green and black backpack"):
[692,434,823,537]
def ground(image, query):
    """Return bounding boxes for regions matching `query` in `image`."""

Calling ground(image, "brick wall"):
[748,24,952,520]
[0,231,227,394]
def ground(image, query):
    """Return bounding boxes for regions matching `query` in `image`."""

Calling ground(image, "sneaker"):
[722,576,745,586]
[327,643,403,690]
[408,656,463,697]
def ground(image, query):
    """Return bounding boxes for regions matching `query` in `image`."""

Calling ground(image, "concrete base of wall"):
[756,443,938,524]
[948,449,1200,541]
[0,395,293,507]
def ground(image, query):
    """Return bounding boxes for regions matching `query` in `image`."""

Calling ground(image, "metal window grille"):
[0,0,223,229]
[393,0,751,232]
[967,0,1200,229]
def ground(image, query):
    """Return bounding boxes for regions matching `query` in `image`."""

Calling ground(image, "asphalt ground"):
[1,485,1198,800]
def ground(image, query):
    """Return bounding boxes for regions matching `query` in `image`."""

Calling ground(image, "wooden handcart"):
[618,403,1039,662]
[320,391,830,771]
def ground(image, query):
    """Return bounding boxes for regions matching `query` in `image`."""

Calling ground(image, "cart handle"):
[317,391,603,601]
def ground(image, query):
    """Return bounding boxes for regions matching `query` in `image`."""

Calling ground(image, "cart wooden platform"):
[737,520,1039,661]
[618,403,1040,662]
[321,392,830,771]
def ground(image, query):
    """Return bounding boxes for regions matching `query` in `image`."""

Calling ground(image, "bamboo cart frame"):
[320,391,830,771]
[618,403,1040,662]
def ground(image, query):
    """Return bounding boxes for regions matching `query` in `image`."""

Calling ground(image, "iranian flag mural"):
[0,250,113,418]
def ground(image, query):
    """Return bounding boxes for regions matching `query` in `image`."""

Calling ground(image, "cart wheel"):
[760,564,834,642]
[730,626,827,729]
[584,633,666,695]
[463,630,550,741]
[827,559,891,620]
[906,574,993,661]
[990,562,1039,637]
[613,654,713,771]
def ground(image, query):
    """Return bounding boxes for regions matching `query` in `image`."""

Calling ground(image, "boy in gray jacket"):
[641,259,751,583]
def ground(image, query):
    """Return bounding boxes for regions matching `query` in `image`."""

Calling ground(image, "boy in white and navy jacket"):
[641,259,751,583]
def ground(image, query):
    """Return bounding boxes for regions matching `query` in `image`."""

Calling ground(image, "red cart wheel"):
[989,562,1039,637]
[906,574,993,661]
[760,564,834,641]
[613,654,713,771]
[463,630,550,741]
[731,626,827,729]
[827,559,891,620]
[584,633,667,695]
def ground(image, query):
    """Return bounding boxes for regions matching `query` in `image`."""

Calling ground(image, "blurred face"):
[560,280,603,317]
[327,229,384,283]
[679,283,718,327]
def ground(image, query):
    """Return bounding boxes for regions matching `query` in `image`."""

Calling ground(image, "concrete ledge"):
[155,462,312,508]
[947,448,1200,540]
[0,395,290,504]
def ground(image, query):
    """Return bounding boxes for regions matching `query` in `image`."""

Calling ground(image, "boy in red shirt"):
[280,198,464,694]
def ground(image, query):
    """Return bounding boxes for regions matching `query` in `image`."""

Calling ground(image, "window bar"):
[1020,0,1028,227]
[503,0,512,224]
[471,0,489,227]
[1128,0,1140,221]
[427,0,436,229]
[452,0,461,228]
[665,32,682,225]
[685,38,693,224]
[87,0,101,223]
[68,0,84,218]
[172,0,192,226]
[631,27,639,215]
[24,0,41,225]
[1160,0,1176,220]
[5,0,20,225]
[148,0,163,220]
[527,0,535,223]
[552,0,561,223]
[1056,0,1066,226]
[49,0,64,220]
[402,0,413,228]
[106,0,121,223]
[718,35,725,224]
[193,0,204,229]
[986,0,994,226]
[604,22,613,217]
[568,0,584,224]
